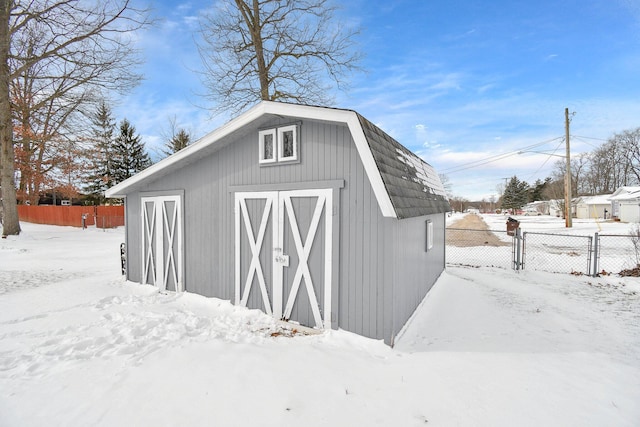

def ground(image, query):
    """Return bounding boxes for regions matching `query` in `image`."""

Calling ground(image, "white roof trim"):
[345,114,397,218]
[106,102,269,198]
[106,101,397,218]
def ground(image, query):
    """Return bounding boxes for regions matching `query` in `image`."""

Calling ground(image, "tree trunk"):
[0,0,20,235]
[235,0,270,100]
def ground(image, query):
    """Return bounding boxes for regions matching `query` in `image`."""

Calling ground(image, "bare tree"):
[0,0,150,236]
[581,133,638,195]
[198,0,361,115]
[11,48,89,205]
[614,128,640,184]
[542,178,567,218]
[571,153,589,196]
[438,173,453,199]
[448,195,469,213]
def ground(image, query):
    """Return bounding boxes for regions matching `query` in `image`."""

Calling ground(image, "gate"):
[234,189,333,329]
[522,231,593,275]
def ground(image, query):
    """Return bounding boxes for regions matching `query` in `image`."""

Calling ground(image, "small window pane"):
[282,130,294,158]
[263,134,274,160]
[277,125,297,161]
[259,129,276,163]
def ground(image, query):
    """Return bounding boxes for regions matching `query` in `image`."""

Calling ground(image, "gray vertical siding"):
[123,116,444,344]
[390,213,446,344]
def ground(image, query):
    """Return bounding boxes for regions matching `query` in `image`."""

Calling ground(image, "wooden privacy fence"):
[17,205,124,228]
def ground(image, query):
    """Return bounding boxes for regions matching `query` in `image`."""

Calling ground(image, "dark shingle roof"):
[357,114,451,219]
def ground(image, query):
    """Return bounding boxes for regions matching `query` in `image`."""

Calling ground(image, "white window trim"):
[277,125,298,162]
[258,129,276,164]
[426,220,434,251]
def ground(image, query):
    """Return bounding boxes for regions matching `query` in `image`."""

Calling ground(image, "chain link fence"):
[447,227,639,276]
[522,232,593,275]
[595,234,639,275]
[446,228,514,269]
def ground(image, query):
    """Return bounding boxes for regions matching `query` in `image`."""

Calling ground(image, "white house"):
[609,186,640,222]
[575,194,613,219]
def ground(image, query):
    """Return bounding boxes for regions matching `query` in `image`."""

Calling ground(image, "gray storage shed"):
[106,101,451,345]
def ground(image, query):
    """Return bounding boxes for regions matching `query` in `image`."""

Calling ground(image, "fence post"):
[512,227,523,271]
[516,227,523,271]
[592,232,599,277]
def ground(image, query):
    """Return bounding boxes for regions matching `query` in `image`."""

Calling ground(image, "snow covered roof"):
[609,187,640,201]
[576,195,613,205]
[356,114,450,218]
[106,101,451,219]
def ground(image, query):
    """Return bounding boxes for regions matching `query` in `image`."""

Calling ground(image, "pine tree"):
[162,128,191,157]
[85,101,116,204]
[529,177,551,202]
[111,118,151,185]
[501,176,530,213]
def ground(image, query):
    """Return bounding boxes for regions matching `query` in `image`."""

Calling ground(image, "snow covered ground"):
[448,211,636,235]
[1,221,639,426]
[448,213,640,274]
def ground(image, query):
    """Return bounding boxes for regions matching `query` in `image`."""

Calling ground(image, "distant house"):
[548,199,573,218]
[106,101,451,345]
[609,186,640,222]
[575,195,613,219]
[523,201,550,215]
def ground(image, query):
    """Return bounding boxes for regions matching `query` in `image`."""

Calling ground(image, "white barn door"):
[141,195,183,292]
[235,189,333,329]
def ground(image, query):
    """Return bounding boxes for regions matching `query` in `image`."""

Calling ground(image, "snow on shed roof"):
[356,114,449,218]
[106,101,450,219]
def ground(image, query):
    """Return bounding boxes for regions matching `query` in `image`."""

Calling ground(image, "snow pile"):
[1,223,639,426]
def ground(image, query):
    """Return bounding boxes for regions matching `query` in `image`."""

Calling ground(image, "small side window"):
[259,129,276,164]
[426,220,433,251]
[278,125,298,161]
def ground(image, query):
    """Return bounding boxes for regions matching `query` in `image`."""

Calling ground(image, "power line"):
[440,136,564,174]
[524,138,566,182]
[570,135,605,149]
[572,135,607,142]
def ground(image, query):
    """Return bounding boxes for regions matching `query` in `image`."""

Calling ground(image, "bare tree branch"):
[0,0,151,235]
[197,0,362,115]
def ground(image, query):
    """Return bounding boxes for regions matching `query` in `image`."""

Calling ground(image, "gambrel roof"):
[106,101,451,219]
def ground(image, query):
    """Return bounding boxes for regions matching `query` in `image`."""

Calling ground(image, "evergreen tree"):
[85,101,116,204]
[529,177,551,202]
[162,128,191,157]
[501,176,530,213]
[111,119,151,184]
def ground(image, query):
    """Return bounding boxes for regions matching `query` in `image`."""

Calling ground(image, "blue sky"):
[116,0,640,201]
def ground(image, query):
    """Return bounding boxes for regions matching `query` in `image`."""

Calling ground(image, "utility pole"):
[564,108,572,228]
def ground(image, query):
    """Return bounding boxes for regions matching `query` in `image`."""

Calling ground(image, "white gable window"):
[259,124,299,165]
[278,125,298,162]
[258,129,276,164]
